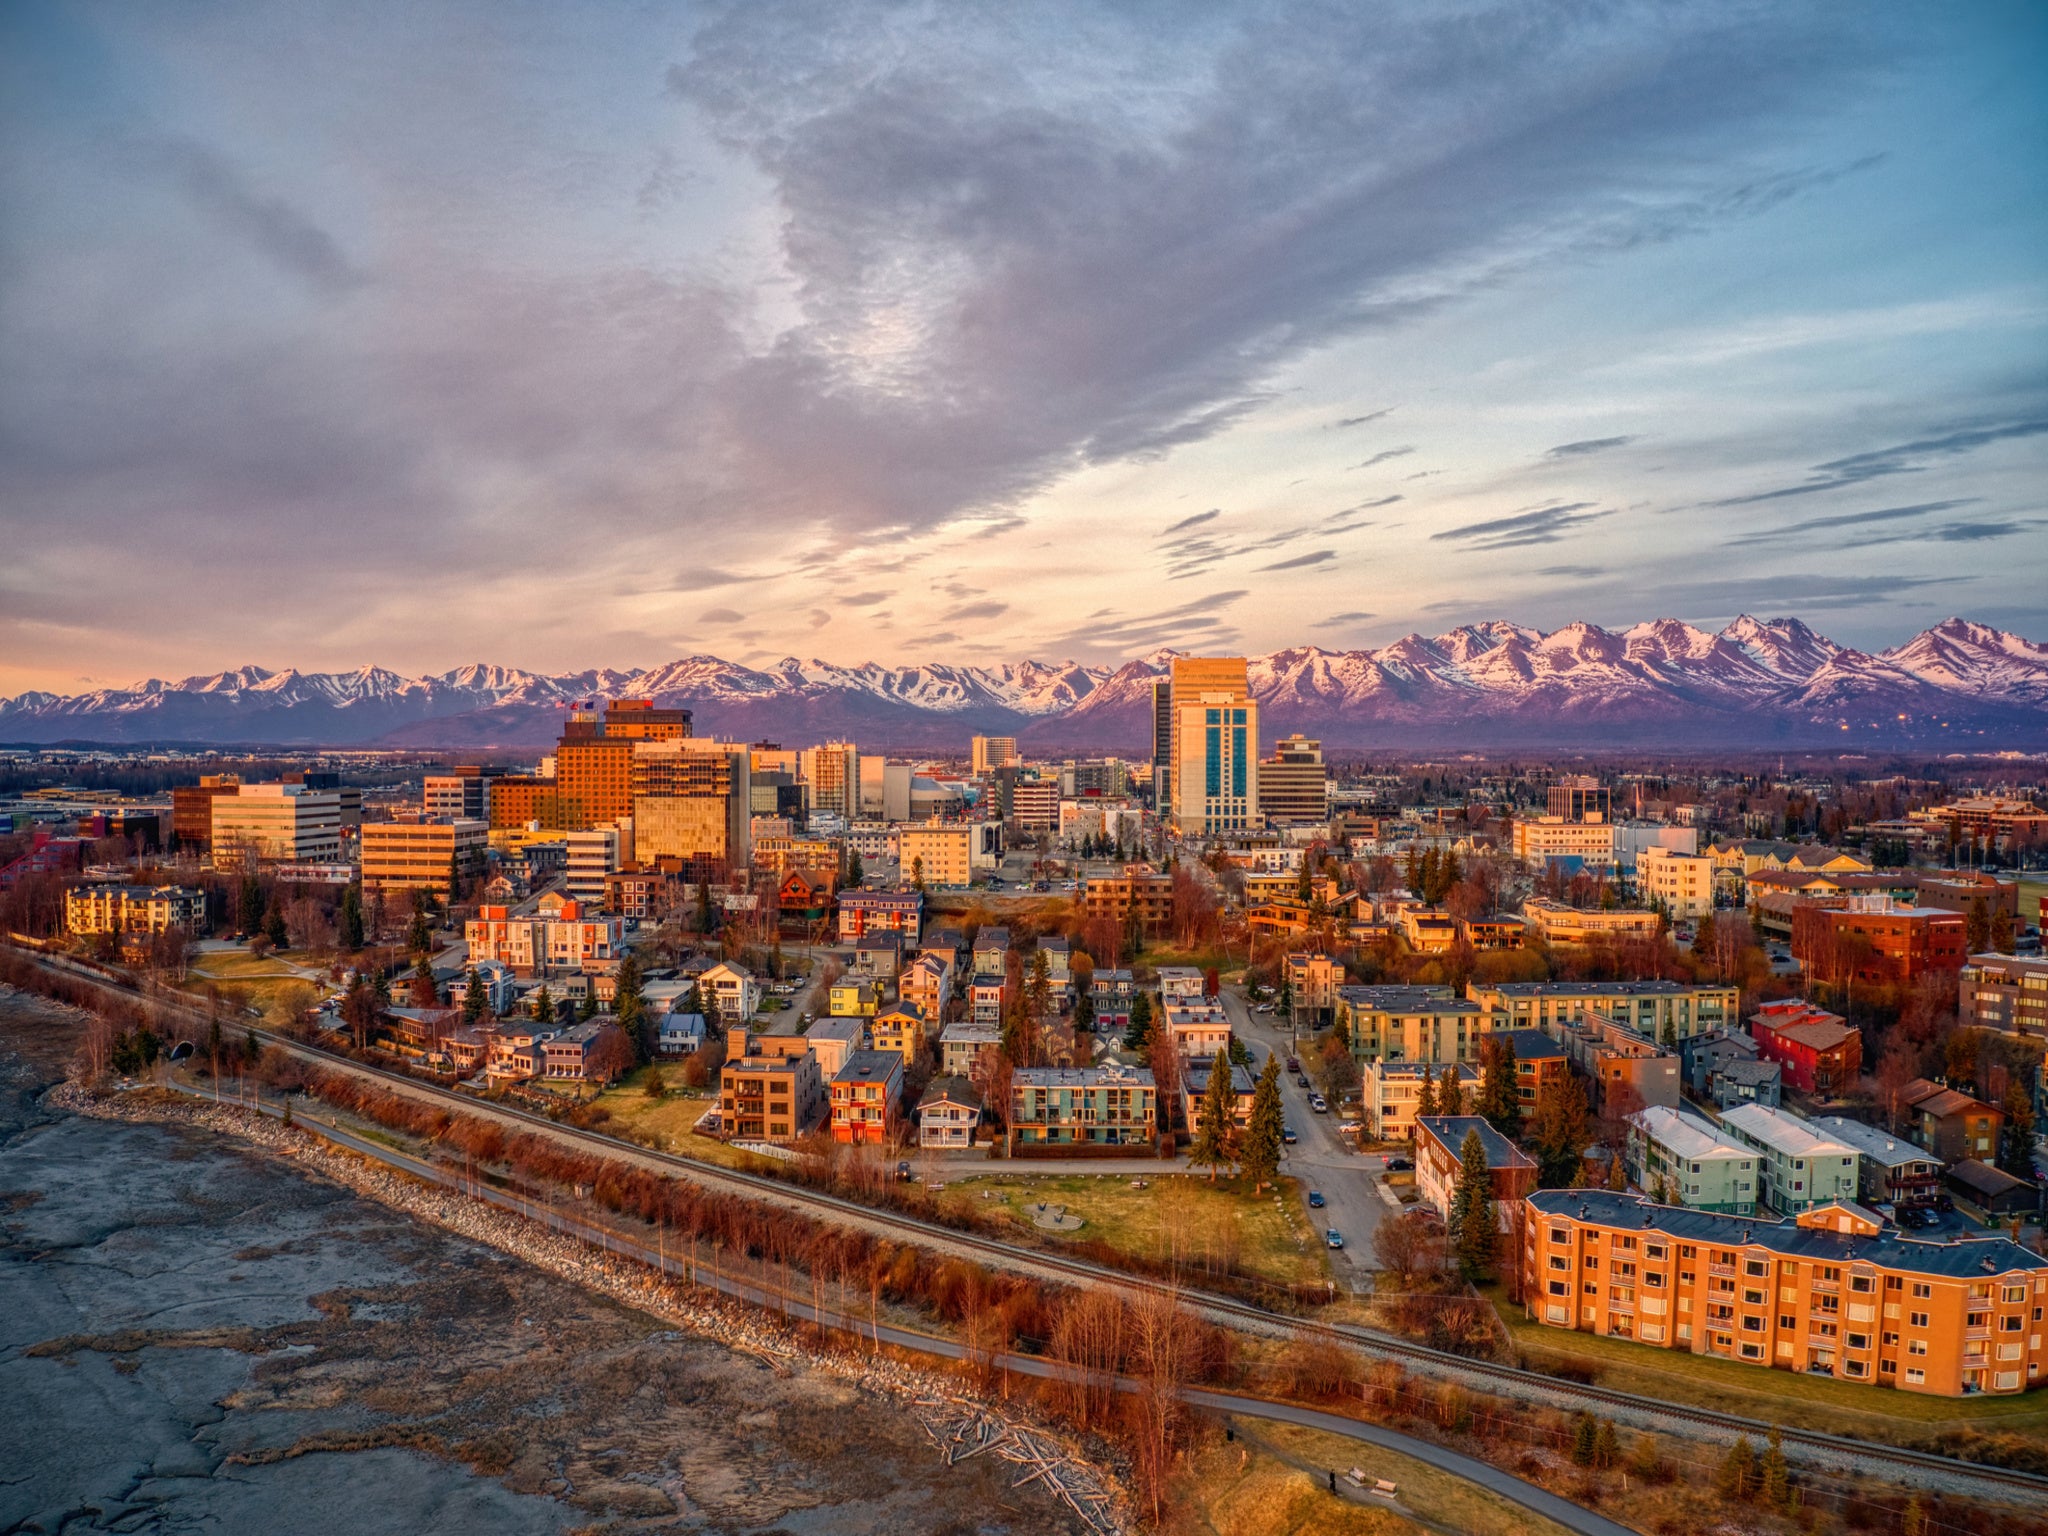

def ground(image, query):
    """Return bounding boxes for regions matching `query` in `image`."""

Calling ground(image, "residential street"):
[1220,984,1385,1287]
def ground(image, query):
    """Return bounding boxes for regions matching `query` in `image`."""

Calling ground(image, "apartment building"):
[1162,998,1232,1064]
[898,821,1001,887]
[917,1077,983,1149]
[1792,895,1967,987]
[1959,953,2048,1037]
[830,1050,903,1145]
[1719,1104,1860,1214]
[1627,1106,1759,1214]
[1512,817,1617,869]
[211,783,358,867]
[1493,1028,1574,1120]
[464,902,620,976]
[1557,1016,1680,1113]
[1415,1116,1537,1223]
[360,818,487,898]
[1009,1063,1157,1151]
[1167,657,1258,835]
[802,1016,865,1080]
[1259,735,1329,826]
[1749,1001,1863,1096]
[1011,778,1059,831]
[1523,1189,2048,1396]
[719,1031,826,1143]
[970,735,1019,775]
[1806,1115,1944,1209]
[1078,869,1175,936]
[1518,899,1660,945]
[1637,846,1715,920]
[564,825,628,904]
[940,1020,1001,1076]
[1359,1060,1480,1141]
[1338,986,1488,1067]
[64,884,205,936]
[1466,979,1738,1043]
[837,889,923,943]
[801,741,862,821]
[1284,951,1344,1028]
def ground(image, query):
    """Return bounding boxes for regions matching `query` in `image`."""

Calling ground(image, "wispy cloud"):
[1714,418,2048,505]
[1258,549,1337,571]
[1723,499,1976,546]
[1159,509,1221,537]
[1534,565,1607,578]
[1351,447,1415,470]
[1545,436,1634,458]
[1432,503,1606,549]
[1314,610,1375,626]
[1329,409,1395,430]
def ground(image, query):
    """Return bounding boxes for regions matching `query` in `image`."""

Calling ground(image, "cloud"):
[1930,519,2042,543]
[942,600,1009,622]
[670,568,765,591]
[1329,409,1395,430]
[1723,499,1977,546]
[1343,495,1404,512]
[806,608,831,629]
[1257,549,1338,571]
[700,607,745,623]
[1534,565,1607,578]
[157,138,366,294]
[1159,509,1221,537]
[1351,447,1415,470]
[1545,436,1635,458]
[1714,418,2048,505]
[1432,503,1606,549]
[1314,611,1375,626]
[838,590,890,606]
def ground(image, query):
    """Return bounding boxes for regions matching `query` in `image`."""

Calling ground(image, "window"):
[1852,1276,1874,1293]
[1646,1244,1666,1260]
[1908,1339,1928,1357]
[1549,1255,1569,1271]
[1905,1367,1925,1384]
[1885,1276,1902,1291]
[1550,1227,1570,1244]
[1745,1260,1769,1278]
[1549,1281,1568,1296]
[1912,1282,1932,1299]
[2001,1317,2024,1333]
[1882,1332,1899,1346]
[1779,1314,1797,1330]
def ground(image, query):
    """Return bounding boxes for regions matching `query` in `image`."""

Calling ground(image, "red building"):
[1748,1000,1863,1097]
[1791,896,1965,987]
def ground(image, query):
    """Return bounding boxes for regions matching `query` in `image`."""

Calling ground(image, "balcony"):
[1708,1263,1737,1278]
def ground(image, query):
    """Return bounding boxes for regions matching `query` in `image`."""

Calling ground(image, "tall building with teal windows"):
[1168,656,1259,834]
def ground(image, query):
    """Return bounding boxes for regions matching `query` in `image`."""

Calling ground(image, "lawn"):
[1479,1282,2048,1445]
[180,951,324,1021]
[939,1171,1331,1289]
[1177,1418,1578,1536]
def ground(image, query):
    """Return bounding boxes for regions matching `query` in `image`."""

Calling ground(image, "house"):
[1806,1115,1944,1209]
[829,978,881,1018]
[972,925,1011,974]
[698,961,761,1023]
[917,1076,983,1149]
[718,1028,826,1142]
[1902,1081,2003,1164]
[1162,998,1232,1064]
[1359,1060,1481,1141]
[1679,1028,1785,1109]
[830,1051,904,1145]
[655,1010,708,1057]
[1009,1063,1157,1152]
[1399,908,1460,954]
[777,868,834,932]
[447,960,518,1017]
[898,951,954,1022]
[1945,1160,2040,1222]
[869,1001,926,1066]
[1489,1029,1572,1121]
[803,1015,865,1079]
[1461,918,1524,950]
[1157,966,1205,1001]
[970,970,1012,1025]
[487,1029,548,1085]
[1748,1001,1862,1097]
[1718,1103,1860,1214]
[1180,1060,1257,1139]
[836,888,922,943]
[940,1020,1002,1076]
[1627,1105,1759,1214]
[1036,935,1072,982]
[542,1023,605,1081]
[852,932,905,979]
[1090,969,1135,1030]
[1523,1189,2048,1395]
[1283,952,1343,1028]
[1710,1057,1784,1112]
[1414,1116,1537,1224]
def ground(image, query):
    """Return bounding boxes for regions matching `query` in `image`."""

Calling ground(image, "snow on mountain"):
[1,618,2043,748]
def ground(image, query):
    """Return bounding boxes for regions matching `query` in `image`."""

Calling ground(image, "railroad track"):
[12,940,2048,1501]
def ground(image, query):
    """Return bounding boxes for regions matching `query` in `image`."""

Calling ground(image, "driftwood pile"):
[916,1399,1121,1535]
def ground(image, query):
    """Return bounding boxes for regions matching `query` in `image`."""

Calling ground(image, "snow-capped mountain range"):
[4,617,2044,751]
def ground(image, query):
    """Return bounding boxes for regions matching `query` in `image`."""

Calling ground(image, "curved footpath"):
[159,1082,1634,1536]
[15,945,2048,1506]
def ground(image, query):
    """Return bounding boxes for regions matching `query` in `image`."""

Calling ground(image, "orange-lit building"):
[1080,869,1175,936]
[1524,1189,2048,1397]
[1792,895,1966,987]
[829,1050,903,1144]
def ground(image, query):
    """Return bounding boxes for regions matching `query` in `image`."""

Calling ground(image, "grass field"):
[940,1171,1331,1289]
[1175,1418,1578,1536]
[1481,1282,2048,1445]
[181,950,324,1020]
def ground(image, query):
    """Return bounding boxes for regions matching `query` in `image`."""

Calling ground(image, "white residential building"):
[1359,1059,1480,1141]
[1637,846,1716,920]
[697,961,761,1023]
[1628,1105,1759,1215]
[1719,1103,1860,1215]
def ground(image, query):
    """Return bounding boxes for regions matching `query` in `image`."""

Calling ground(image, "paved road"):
[1220,985,1385,1285]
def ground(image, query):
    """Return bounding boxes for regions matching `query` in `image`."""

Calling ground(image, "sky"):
[1,0,2044,696]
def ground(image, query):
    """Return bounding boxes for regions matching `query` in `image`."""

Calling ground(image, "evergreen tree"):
[1990,905,2015,954]
[1073,986,1095,1033]
[696,878,715,933]
[243,1027,260,1064]
[1437,1062,1464,1117]
[1415,1069,1436,1124]
[1660,1016,1678,1050]
[1478,1035,1518,1135]
[237,873,265,935]
[577,989,599,1022]
[911,856,927,894]
[1449,1127,1497,1280]
[408,906,433,954]
[1277,971,1293,1019]
[1025,949,1052,1027]
[2000,1076,2039,1178]
[460,967,487,1024]
[1965,895,1991,955]
[847,848,864,884]
[264,899,289,951]
[1761,1426,1789,1509]
[447,851,463,905]
[1717,1436,1757,1499]
[613,950,648,1059]
[1190,1053,1238,1180]
[1570,1413,1597,1466]
[1242,1054,1285,1192]
[1124,990,1153,1051]
[1628,1431,1663,1480]
[532,983,554,1025]
[1594,1419,1620,1471]
[1531,1076,1593,1187]
[339,884,365,952]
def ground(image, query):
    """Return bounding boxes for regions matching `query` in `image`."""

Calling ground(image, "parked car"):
[1385,1156,1413,1171]
[1307,1191,1326,1208]
[1282,1124,1298,1144]
[1310,1094,1329,1114]
[896,1160,913,1182]
[1325,1229,1345,1249]
[1286,1056,1300,1072]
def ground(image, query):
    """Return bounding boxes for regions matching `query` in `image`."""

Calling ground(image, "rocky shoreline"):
[54,1080,1130,1532]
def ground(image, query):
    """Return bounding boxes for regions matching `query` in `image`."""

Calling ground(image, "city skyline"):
[2,3,2044,697]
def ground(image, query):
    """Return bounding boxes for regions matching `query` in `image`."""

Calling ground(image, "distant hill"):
[5,617,2045,752]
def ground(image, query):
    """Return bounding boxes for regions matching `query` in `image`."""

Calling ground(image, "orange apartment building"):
[830,1050,904,1144]
[1079,869,1176,936]
[717,1028,825,1142]
[1525,1189,2048,1397]
[1792,895,1966,987]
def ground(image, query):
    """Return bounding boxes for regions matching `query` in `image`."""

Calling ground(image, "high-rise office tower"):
[631,738,752,874]
[800,741,862,821]
[1168,657,1259,833]
[1151,681,1173,809]
[1259,735,1328,825]
[553,699,692,828]
[1548,775,1611,823]
[971,736,1019,775]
